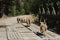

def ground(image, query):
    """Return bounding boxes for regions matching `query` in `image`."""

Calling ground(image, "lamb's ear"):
[44,19,46,24]
[36,15,39,17]
[36,15,39,18]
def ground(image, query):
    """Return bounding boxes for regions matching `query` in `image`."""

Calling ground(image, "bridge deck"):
[0,17,60,40]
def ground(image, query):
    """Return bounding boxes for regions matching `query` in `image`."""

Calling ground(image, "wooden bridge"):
[0,17,60,40]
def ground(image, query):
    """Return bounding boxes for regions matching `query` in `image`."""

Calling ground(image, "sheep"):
[40,21,48,36]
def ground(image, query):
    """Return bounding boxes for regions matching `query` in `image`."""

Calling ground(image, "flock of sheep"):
[17,14,48,36]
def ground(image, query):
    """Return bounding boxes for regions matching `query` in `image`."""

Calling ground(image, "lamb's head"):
[40,21,46,26]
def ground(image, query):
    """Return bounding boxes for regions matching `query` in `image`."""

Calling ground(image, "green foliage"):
[1,0,60,16]
[20,9,25,15]
[24,2,31,14]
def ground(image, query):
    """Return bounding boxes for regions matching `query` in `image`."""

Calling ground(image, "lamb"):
[40,21,48,36]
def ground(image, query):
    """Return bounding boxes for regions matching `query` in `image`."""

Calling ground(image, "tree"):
[16,0,21,15]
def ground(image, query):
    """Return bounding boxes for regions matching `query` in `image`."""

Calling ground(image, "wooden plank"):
[6,26,22,40]
[0,28,7,40]
[28,26,39,33]
[7,25,31,33]
[0,32,7,39]
[7,32,23,40]
[0,28,6,32]
[7,23,43,40]
[46,30,60,39]
[16,27,31,33]
[11,24,25,28]
[4,17,17,26]
[20,32,42,40]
